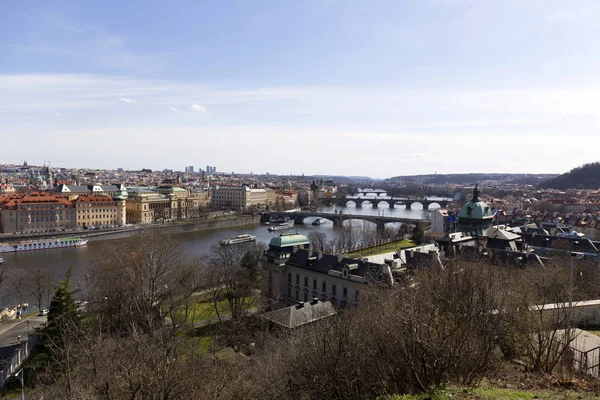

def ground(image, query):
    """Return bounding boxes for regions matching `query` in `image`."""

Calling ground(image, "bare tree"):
[27,269,55,312]
[85,230,199,334]
[206,241,266,324]
[308,231,327,252]
[8,267,28,309]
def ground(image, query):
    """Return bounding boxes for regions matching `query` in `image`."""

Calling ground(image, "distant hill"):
[384,173,556,186]
[538,162,600,190]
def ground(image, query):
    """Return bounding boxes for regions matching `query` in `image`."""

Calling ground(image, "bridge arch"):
[344,200,357,207]
[427,202,442,210]
[376,200,391,208]
[408,202,424,210]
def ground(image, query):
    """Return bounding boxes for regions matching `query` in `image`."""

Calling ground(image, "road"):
[0,315,47,347]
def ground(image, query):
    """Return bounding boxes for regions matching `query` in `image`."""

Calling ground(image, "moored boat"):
[0,237,88,253]
[219,234,257,246]
[268,223,293,232]
[312,218,326,226]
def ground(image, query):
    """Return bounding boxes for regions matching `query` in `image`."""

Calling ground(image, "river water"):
[1,196,445,307]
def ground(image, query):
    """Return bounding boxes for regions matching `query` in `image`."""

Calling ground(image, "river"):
[0,197,445,307]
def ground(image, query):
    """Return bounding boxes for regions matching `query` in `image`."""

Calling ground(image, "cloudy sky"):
[1,0,600,178]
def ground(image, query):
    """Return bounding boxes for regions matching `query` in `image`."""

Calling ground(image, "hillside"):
[538,163,600,190]
[384,173,556,186]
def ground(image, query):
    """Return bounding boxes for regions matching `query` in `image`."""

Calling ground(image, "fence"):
[573,344,600,378]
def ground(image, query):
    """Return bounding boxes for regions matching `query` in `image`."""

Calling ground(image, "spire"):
[471,183,480,202]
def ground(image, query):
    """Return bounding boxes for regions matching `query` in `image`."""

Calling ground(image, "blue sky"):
[2,0,600,177]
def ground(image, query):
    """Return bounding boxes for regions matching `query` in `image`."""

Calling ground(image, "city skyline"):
[2,1,600,177]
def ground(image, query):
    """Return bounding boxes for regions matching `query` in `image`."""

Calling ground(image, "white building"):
[211,186,267,210]
[263,232,395,308]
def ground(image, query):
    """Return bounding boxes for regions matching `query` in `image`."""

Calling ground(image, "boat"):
[268,223,293,232]
[0,237,88,253]
[312,218,327,226]
[219,234,257,246]
[0,256,3,264]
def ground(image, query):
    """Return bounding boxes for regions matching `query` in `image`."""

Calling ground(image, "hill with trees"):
[384,173,556,186]
[538,162,600,190]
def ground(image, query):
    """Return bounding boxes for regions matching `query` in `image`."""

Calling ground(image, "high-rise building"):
[206,165,216,174]
[185,166,194,174]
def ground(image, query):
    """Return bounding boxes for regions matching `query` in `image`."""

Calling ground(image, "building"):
[211,186,267,210]
[206,166,216,174]
[185,166,194,174]
[54,183,128,197]
[0,192,76,233]
[262,232,394,307]
[125,189,174,224]
[455,184,495,236]
[263,299,337,329]
[73,194,126,229]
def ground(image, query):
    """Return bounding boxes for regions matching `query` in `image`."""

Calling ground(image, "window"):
[287,286,291,297]
[313,279,317,289]
[322,282,326,292]
[304,292,308,302]
[355,290,360,302]
[295,289,299,300]
[304,277,308,287]
[296,274,299,285]
[332,285,337,296]
[288,273,291,283]
[343,287,347,298]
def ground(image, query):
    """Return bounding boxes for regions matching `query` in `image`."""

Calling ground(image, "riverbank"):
[0,215,261,243]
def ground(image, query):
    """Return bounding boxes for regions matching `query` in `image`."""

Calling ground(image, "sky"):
[1,0,600,178]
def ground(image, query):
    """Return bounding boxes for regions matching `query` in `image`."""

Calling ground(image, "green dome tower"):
[456,184,494,236]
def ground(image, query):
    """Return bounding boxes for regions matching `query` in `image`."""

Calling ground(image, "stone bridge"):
[320,197,451,210]
[354,190,388,196]
[260,211,427,233]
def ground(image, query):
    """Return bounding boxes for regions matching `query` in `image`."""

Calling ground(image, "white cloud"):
[120,97,136,103]
[55,112,63,117]
[170,106,178,112]
[190,104,207,112]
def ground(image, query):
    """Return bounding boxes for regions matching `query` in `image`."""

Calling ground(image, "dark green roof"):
[269,232,309,248]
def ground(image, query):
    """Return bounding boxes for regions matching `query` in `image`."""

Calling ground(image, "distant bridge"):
[353,189,389,196]
[260,211,427,233]
[320,197,451,210]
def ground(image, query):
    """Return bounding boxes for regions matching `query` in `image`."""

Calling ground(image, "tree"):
[84,230,196,334]
[207,242,265,323]
[308,231,327,252]
[398,223,411,239]
[411,224,424,245]
[7,267,28,309]
[45,267,81,391]
[28,269,55,312]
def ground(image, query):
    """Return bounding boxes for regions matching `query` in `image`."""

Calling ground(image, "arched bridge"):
[353,190,388,196]
[320,197,451,210]
[260,212,427,233]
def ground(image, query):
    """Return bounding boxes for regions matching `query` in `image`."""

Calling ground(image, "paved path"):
[0,315,46,347]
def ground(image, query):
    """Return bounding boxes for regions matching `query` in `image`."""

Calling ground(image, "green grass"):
[348,239,415,258]
[385,386,591,400]
[170,292,260,325]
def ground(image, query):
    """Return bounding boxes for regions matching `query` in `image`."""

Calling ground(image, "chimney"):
[311,297,319,305]
[296,301,305,309]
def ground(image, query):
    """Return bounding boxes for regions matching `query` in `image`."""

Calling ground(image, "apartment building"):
[73,194,126,228]
[0,192,76,233]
